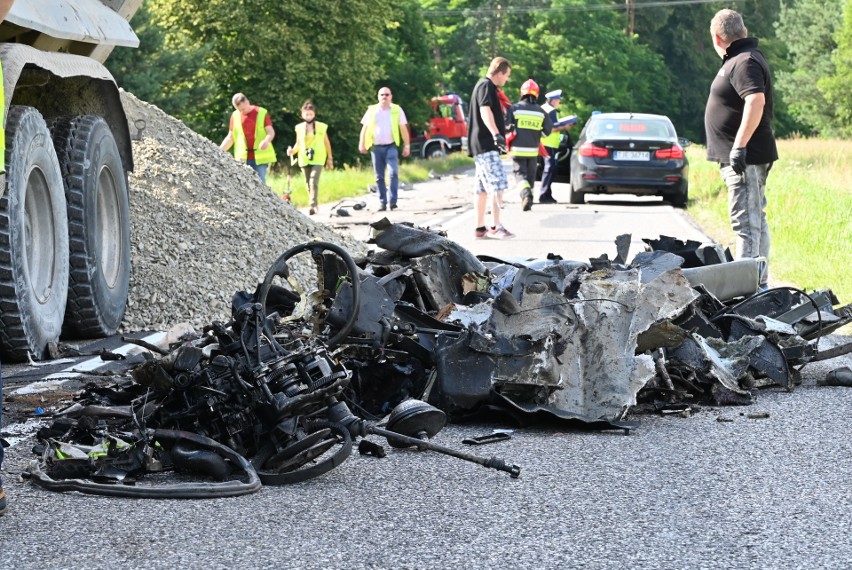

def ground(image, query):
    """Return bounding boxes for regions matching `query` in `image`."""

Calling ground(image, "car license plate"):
[613,150,650,161]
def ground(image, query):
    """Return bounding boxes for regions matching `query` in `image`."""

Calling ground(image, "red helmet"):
[520,79,540,98]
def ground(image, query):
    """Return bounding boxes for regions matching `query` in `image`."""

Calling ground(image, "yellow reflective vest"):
[231,107,277,165]
[540,103,561,149]
[363,103,402,149]
[294,121,328,167]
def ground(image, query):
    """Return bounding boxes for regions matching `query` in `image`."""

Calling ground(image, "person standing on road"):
[506,79,552,212]
[468,56,515,239]
[539,89,574,204]
[287,100,333,216]
[220,93,277,184]
[704,8,777,289]
[359,87,411,211]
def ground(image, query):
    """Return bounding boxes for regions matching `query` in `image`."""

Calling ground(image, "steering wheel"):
[258,241,361,349]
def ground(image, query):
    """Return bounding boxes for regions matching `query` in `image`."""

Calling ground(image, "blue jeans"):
[371,144,399,205]
[246,159,268,184]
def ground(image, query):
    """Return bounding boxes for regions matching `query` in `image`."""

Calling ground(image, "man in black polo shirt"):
[704,8,778,289]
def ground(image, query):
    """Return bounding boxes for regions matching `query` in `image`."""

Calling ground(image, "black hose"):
[27,430,261,499]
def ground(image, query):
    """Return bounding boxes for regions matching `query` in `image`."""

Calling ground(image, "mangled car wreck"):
[25,221,852,497]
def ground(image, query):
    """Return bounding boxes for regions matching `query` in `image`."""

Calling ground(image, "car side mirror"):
[678,137,691,148]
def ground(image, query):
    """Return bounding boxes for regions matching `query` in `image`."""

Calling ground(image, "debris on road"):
[22,222,852,497]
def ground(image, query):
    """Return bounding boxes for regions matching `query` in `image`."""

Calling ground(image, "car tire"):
[0,106,69,361]
[568,182,585,205]
[51,115,131,338]
[670,180,688,209]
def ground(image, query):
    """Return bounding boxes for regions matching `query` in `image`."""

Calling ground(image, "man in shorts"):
[467,57,515,239]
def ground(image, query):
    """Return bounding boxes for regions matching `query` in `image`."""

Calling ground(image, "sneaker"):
[487,224,515,240]
[475,226,488,239]
[521,188,533,211]
[0,487,7,517]
[539,196,558,204]
[390,203,398,210]
[309,208,316,215]
[378,204,387,211]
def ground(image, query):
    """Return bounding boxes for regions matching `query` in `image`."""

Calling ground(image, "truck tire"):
[51,115,130,338]
[0,106,69,361]
[425,142,447,159]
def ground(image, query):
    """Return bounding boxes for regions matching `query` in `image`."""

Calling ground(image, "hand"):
[286,145,294,156]
[359,144,367,154]
[402,144,411,157]
[493,133,507,154]
[325,158,333,170]
[729,147,747,175]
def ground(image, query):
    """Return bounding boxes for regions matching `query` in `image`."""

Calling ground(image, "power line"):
[422,0,735,18]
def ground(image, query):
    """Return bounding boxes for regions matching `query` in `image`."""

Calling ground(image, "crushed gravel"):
[118,90,367,332]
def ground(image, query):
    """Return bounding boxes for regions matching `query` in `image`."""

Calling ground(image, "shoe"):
[521,188,533,211]
[487,224,515,240]
[539,196,558,204]
[368,184,378,193]
[378,204,387,211]
[309,208,316,215]
[475,227,488,239]
[390,203,398,210]
[0,487,7,517]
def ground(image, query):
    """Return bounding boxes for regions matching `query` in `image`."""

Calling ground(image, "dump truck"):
[0,0,141,361]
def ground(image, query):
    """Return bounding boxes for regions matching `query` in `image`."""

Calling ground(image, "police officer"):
[539,89,574,203]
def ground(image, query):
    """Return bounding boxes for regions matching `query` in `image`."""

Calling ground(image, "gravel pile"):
[118,91,367,332]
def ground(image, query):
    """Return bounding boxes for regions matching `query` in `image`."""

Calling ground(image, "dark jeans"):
[370,144,400,205]
[539,146,558,199]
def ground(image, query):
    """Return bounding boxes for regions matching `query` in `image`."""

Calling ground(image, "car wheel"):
[51,115,131,337]
[0,106,69,361]
[568,182,585,205]
[670,180,688,209]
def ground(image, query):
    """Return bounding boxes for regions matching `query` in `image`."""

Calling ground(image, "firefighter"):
[506,79,553,211]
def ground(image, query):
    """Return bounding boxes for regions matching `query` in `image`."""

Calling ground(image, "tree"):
[775,0,844,136]
[819,0,852,137]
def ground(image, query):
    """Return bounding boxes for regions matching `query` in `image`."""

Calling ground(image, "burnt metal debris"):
[26,223,852,497]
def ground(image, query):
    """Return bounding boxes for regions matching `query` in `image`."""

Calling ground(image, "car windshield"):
[588,118,675,140]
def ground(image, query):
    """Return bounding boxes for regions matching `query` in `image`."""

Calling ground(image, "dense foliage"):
[108,0,852,165]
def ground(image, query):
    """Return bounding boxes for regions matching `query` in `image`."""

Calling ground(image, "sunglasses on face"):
[303,106,314,111]
[379,93,391,97]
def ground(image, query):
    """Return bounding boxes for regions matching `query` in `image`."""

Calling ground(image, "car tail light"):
[579,143,609,158]
[655,145,684,159]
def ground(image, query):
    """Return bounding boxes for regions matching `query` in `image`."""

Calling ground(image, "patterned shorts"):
[474,150,508,194]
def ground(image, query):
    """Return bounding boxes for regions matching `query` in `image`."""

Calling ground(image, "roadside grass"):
[686,139,852,332]
[267,154,473,207]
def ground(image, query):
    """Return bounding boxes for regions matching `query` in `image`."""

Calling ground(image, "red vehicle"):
[409,94,468,159]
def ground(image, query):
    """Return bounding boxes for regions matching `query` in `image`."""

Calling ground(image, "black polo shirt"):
[467,77,505,156]
[704,37,778,165]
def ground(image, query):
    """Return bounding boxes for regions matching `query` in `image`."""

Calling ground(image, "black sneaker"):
[0,486,7,517]
[378,204,387,211]
[539,196,558,204]
[390,203,398,210]
[521,188,533,211]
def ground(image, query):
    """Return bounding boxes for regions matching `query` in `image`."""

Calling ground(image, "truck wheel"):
[0,106,69,361]
[51,116,130,337]
[426,143,446,159]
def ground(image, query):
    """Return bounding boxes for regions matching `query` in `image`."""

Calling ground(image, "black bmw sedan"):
[568,113,689,207]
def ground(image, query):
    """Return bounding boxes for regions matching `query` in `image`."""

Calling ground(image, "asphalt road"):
[2,168,852,569]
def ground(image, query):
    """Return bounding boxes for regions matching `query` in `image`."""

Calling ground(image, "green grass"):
[267,154,473,207]
[686,139,852,332]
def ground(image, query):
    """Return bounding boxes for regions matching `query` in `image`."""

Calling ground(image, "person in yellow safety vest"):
[286,100,333,215]
[358,87,411,211]
[506,79,553,212]
[539,89,574,204]
[219,92,276,184]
